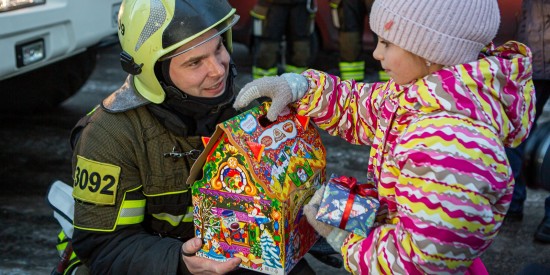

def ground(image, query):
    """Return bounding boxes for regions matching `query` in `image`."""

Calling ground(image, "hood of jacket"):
[393,41,535,147]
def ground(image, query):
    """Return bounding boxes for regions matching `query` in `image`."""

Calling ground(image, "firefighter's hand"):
[304,186,350,252]
[233,73,309,121]
[181,238,241,274]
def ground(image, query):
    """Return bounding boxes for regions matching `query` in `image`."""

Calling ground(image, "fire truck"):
[0,0,121,112]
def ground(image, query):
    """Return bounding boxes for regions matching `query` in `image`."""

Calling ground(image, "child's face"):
[373,37,429,85]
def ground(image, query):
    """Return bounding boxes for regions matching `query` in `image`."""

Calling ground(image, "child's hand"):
[304,186,350,252]
[304,185,332,237]
[233,73,308,121]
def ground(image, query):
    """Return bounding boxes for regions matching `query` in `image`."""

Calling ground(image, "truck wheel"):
[1,49,97,113]
[523,121,550,191]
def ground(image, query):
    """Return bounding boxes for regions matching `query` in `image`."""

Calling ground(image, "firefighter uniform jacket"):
[70,73,244,274]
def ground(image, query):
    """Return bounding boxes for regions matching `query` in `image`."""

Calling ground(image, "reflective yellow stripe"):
[339,61,365,81]
[86,105,99,116]
[69,250,78,261]
[378,70,390,81]
[74,186,144,232]
[144,189,188,197]
[152,213,183,227]
[284,64,306,74]
[117,199,145,225]
[339,61,365,70]
[56,230,68,255]
[55,229,81,271]
[341,71,364,81]
[57,230,66,240]
[63,258,81,275]
[183,206,193,222]
[253,66,278,79]
[56,242,68,255]
[250,10,266,20]
[152,207,193,226]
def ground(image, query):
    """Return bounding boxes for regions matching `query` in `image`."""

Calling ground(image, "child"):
[234,0,535,274]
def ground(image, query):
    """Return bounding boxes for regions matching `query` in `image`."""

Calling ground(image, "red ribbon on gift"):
[333,176,378,230]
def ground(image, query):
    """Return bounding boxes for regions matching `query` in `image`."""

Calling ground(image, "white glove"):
[304,185,350,252]
[233,73,308,121]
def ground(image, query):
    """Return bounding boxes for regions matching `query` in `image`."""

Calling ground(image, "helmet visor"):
[159,14,239,61]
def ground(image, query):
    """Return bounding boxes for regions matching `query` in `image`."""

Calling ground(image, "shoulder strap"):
[69,107,97,151]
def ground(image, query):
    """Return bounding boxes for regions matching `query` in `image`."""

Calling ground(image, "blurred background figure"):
[506,0,550,245]
[328,0,386,82]
[329,0,370,81]
[250,0,317,79]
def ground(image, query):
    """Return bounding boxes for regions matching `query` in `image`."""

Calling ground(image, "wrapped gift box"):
[187,102,326,275]
[315,174,379,237]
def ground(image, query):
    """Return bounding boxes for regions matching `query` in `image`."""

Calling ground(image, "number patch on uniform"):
[73,155,120,205]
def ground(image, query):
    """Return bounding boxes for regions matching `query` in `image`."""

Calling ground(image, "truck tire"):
[523,121,550,191]
[1,49,97,113]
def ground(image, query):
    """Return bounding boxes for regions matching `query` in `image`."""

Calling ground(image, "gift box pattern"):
[316,174,379,237]
[188,103,326,274]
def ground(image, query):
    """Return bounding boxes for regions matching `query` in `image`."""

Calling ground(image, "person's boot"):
[505,210,524,222]
[308,238,343,269]
[534,217,550,243]
[505,204,524,222]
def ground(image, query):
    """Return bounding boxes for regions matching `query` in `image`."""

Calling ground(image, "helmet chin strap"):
[158,58,218,100]
[160,58,177,89]
[158,58,192,99]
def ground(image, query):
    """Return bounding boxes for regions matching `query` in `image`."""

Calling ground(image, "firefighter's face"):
[169,29,230,98]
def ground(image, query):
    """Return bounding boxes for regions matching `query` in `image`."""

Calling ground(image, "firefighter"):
[250,0,317,79]
[52,0,316,274]
[329,0,387,81]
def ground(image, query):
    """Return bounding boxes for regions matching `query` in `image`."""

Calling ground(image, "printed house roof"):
[188,102,326,201]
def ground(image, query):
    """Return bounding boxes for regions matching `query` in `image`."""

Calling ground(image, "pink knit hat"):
[369,0,501,66]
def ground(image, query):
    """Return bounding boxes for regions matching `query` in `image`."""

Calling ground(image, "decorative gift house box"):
[187,102,326,275]
[316,174,379,237]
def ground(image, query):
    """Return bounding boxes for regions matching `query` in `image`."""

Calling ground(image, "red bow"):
[333,176,378,198]
[332,176,377,230]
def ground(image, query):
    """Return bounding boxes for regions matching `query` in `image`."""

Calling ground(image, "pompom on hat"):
[369,0,501,66]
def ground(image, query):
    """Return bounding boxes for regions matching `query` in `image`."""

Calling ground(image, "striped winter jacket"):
[297,41,535,274]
